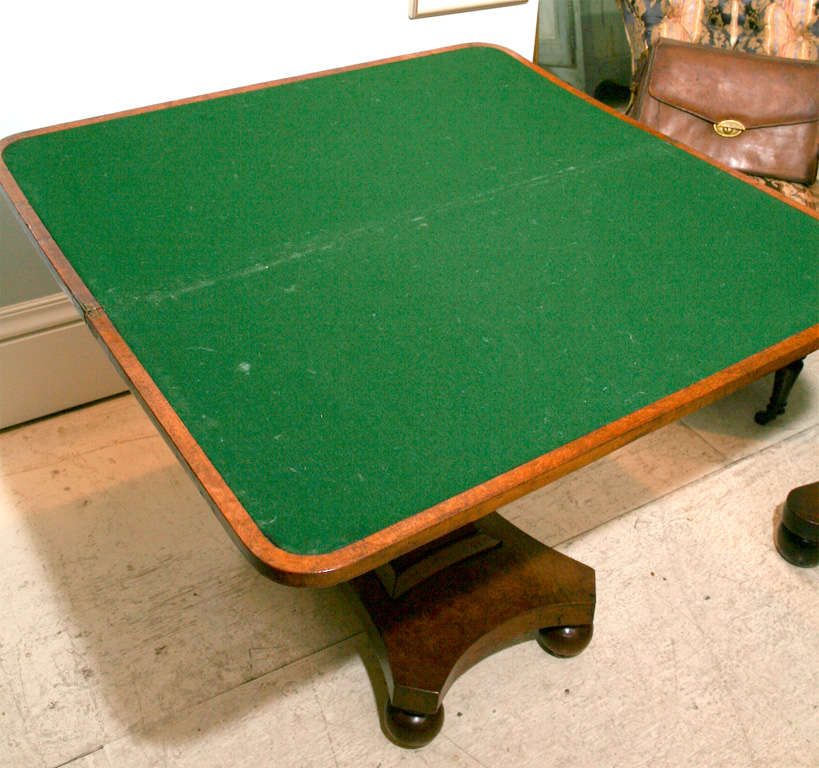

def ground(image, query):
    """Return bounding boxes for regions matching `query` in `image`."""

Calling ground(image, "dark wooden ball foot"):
[775,482,819,568]
[382,700,444,748]
[537,624,593,658]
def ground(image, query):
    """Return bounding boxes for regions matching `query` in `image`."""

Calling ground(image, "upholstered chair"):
[615,0,819,209]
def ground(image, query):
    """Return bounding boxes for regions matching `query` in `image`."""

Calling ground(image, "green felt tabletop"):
[4,46,817,555]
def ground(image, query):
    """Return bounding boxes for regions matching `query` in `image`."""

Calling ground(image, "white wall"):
[0,1,538,427]
[0,191,59,307]
[1,1,538,139]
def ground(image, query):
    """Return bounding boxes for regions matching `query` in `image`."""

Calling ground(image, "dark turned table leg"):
[755,359,804,425]
[349,512,595,748]
[776,482,819,568]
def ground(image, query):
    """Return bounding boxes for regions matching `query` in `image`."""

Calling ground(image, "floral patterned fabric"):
[755,176,819,208]
[751,0,819,59]
[616,0,819,209]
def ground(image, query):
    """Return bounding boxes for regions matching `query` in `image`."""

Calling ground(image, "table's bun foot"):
[383,700,444,749]
[775,481,819,568]
[350,512,595,747]
[537,624,593,657]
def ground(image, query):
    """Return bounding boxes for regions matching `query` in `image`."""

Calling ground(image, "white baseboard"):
[0,292,127,429]
[0,292,80,342]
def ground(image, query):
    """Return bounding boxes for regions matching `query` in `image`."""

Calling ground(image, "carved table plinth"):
[349,513,595,747]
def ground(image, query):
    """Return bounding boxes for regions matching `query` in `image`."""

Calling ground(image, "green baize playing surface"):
[4,46,817,554]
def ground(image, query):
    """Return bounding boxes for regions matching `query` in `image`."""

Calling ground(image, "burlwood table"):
[2,44,816,747]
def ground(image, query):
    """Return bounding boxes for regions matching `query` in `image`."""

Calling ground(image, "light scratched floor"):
[1,356,817,768]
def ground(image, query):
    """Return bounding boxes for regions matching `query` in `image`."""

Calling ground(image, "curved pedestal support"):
[350,513,596,748]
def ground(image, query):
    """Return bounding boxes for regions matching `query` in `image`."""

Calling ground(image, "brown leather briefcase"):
[630,38,819,185]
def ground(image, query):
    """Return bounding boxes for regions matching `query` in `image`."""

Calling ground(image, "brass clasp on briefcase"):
[713,119,746,138]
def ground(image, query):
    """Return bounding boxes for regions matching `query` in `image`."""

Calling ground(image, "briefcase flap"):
[646,39,819,131]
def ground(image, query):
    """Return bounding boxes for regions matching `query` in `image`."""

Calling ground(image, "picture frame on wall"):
[409,0,528,19]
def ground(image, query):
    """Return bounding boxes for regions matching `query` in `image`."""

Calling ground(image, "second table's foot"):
[775,481,819,568]
[350,512,596,748]
[754,359,804,425]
